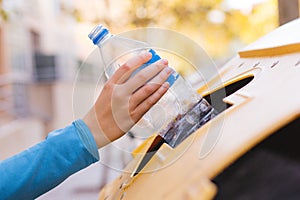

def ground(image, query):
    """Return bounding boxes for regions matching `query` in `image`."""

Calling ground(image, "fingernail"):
[140,50,151,57]
[163,82,170,88]
[164,67,173,74]
[160,59,168,65]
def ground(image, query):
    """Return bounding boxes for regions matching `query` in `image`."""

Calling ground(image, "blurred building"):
[0,0,79,159]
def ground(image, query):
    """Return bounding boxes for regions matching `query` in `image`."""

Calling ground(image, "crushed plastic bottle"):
[88,24,215,145]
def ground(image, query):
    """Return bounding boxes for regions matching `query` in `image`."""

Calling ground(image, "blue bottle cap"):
[88,24,109,45]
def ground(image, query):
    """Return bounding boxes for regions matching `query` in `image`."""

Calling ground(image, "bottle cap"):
[88,24,109,45]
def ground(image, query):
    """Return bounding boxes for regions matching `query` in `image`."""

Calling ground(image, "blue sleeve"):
[0,119,100,200]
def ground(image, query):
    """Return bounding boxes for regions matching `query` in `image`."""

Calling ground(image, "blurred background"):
[0,0,298,199]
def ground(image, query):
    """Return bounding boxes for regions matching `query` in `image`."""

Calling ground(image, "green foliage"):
[124,0,278,58]
[0,9,8,21]
[0,0,8,21]
[72,0,278,62]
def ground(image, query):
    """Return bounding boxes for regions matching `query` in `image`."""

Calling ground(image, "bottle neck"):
[88,25,112,47]
[96,33,113,47]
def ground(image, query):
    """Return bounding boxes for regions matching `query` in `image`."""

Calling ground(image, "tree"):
[0,0,8,21]
[71,0,278,59]
[124,0,278,58]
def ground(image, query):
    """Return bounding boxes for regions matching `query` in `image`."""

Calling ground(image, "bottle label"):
[130,49,179,86]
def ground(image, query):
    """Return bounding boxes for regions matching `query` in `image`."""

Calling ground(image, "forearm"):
[83,109,111,149]
[0,120,99,200]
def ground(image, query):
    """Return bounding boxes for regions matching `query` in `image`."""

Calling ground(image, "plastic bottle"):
[88,24,207,141]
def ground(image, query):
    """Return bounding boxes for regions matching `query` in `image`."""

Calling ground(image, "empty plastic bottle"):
[88,24,212,142]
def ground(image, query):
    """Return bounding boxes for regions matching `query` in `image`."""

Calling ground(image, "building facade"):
[0,0,81,158]
[0,0,79,128]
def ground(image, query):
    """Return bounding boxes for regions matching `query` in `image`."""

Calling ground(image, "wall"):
[0,118,44,160]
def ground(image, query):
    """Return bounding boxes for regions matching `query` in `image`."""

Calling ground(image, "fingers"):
[110,51,152,84]
[131,82,170,122]
[129,66,173,109]
[125,59,169,93]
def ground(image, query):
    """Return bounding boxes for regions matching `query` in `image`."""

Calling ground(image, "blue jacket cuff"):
[73,119,100,160]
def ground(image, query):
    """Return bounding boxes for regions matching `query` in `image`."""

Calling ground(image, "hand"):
[83,51,172,148]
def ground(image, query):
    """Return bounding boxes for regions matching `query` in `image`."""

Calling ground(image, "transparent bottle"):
[88,24,205,140]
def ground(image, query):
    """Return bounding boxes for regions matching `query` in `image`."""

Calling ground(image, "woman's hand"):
[83,51,172,148]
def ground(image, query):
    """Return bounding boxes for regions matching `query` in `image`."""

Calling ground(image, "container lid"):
[88,24,109,45]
